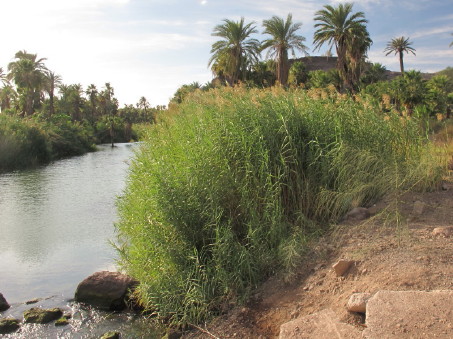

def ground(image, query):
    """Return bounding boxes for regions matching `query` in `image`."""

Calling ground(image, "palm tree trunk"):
[399,52,404,73]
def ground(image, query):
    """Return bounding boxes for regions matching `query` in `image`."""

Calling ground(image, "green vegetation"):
[0,51,158,171]
[129,3,452,326]
[116,86,445,325]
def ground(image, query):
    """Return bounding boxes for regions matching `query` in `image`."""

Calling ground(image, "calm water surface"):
[0,143,161,338]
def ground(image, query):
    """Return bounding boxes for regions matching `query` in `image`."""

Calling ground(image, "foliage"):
[208,18,261,85]
[261,14,308,86]
[116,87,442,325]
[288,61,308,86]
[360,63,387,87]
[313,2,371,91]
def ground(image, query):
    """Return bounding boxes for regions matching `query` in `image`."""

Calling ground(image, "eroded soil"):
[185,175,453,338]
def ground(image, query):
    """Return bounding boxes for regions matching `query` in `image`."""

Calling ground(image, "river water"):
[0,143,160,338]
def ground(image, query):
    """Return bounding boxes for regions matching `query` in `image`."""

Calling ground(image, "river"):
[0,143,160,338]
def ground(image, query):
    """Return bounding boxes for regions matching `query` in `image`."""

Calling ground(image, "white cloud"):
[411,26,453,39]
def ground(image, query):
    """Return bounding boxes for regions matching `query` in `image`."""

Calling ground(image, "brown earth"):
[184,174,453,338]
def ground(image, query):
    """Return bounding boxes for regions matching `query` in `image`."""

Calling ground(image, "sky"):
[1,0,452,107]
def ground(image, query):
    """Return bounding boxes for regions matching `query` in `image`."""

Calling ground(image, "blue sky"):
[1,0,452,106]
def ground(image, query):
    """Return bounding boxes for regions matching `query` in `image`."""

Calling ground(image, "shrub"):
[115,87,443,324]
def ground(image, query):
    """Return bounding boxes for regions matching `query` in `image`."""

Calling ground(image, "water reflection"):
[0,143,138,303]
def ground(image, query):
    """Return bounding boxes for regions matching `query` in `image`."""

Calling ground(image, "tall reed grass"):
[115,86,444,324]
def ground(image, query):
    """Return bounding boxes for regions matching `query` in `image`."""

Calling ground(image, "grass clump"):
[115,86,443,324]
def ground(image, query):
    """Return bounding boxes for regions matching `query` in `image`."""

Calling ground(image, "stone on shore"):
[0,293,10,312]
[0,318,20,334]
[55,316,70,326]
[23,307,63,324]
[75,271,138,311]
[100,330,121,339]
[347,292,372,313]
[279,308,361,339]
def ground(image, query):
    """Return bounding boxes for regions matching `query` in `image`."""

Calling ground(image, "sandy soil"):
[184,174,453,338]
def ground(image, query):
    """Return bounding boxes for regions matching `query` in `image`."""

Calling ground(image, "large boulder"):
[75,271,138,311]
[363,290,453,338]
[23,307,63,324]
[0,293,10,312]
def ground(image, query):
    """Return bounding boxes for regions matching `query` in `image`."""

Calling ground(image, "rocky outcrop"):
[0,293,10,312]
[279,308,361,339]
[23,307,63,324]
[75,271,138,311]
[0,318,20,334]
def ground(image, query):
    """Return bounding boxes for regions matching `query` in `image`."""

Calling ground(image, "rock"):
[441,182,448,190]
[55,316,70,326]
[23,307,63,324]
[332,260,355,276]
[75,271,138,311]
[347,292,372,313]
[412,200,425,216]
[0,293,10,312]
[25,298,42,305]
[363,290,453,338]
[345,207,370,221]
[0,318,20,334]
[100,331,121,339]
[432,226,453,237]
[279,308,361,339]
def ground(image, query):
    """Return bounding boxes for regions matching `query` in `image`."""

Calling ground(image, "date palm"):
[384,36,416,74]
[0,84,17,112]
[313,2,369,90]
[261,14,308,86]
[7,51,48,116]
[209,18,261,85]
[86,84,98,123]
[45,71,62,117]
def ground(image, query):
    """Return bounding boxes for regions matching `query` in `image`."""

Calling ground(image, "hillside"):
[290,56,436,80]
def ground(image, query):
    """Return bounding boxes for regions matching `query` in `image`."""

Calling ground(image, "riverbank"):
[183,175,453,338]
[0,114,144,173]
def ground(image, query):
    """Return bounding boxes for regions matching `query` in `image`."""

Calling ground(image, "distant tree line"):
[170,2,453,118]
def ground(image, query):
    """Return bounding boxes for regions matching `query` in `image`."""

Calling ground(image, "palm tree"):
[313,3,369,90]
[0,68,7,86]
[86,84,98,123]
[395,70,426,115]
[261,14,308,86]
[209,18,261,85]
[347,28,372,89]
[0,85,17,112]
[384,36,416,74]
[7,51,48,116]
[45,71,62,117]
